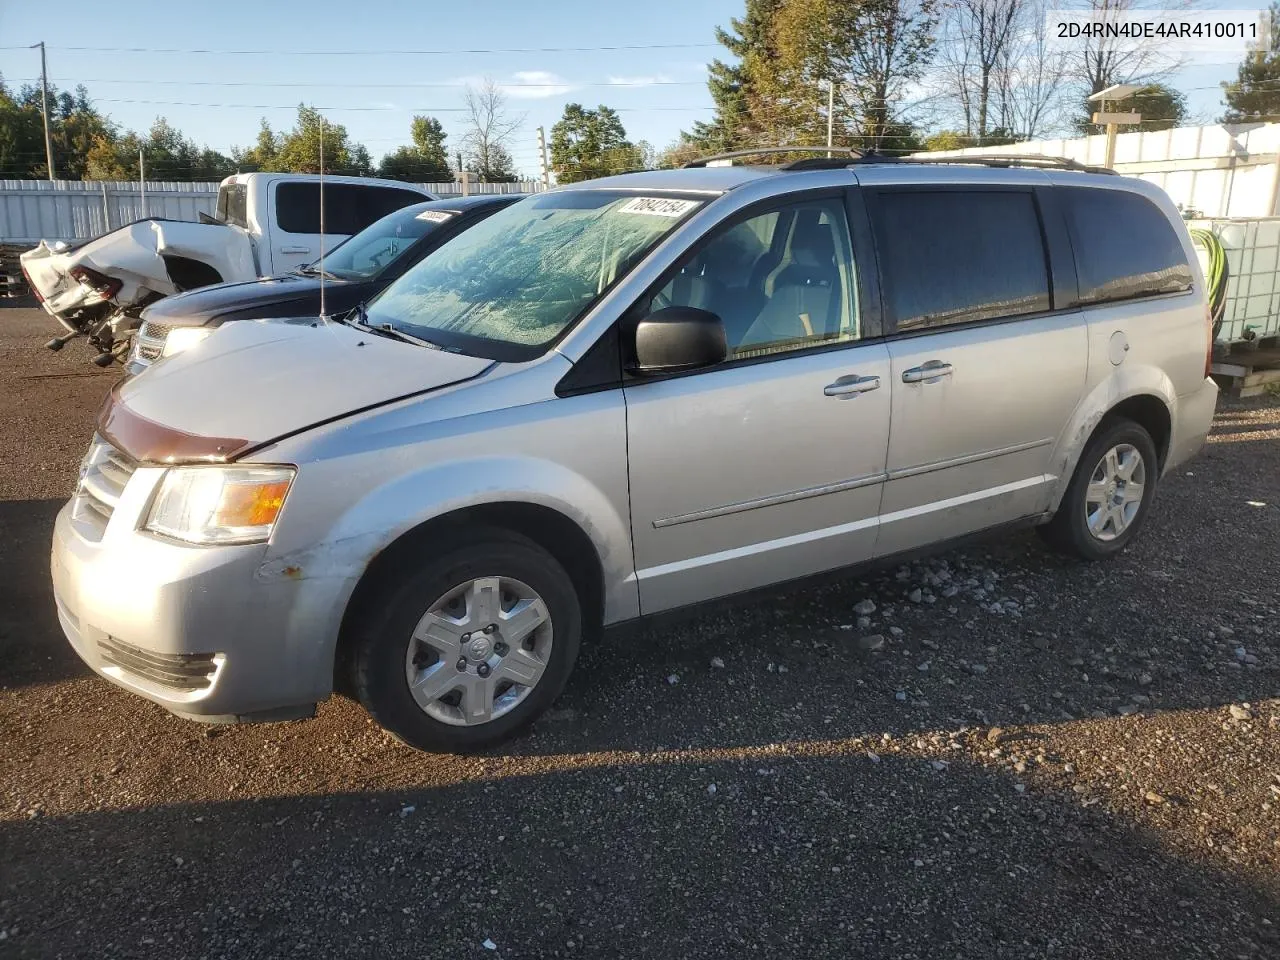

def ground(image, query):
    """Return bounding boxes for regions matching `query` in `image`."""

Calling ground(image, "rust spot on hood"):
[98,387,253,464]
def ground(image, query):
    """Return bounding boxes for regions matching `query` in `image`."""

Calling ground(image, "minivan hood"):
[104,319,493,462]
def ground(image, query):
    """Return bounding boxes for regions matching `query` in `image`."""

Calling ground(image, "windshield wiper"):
[338,303,441,349]
[296,264,340,280]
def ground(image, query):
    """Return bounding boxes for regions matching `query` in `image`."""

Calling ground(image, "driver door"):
[622,191,892,614]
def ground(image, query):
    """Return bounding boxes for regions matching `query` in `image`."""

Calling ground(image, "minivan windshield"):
[365,191,703,359]
[300,203,455,281]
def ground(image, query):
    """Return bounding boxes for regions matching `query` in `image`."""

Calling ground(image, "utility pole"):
[138,149,146,218]
[536,126,550,190]
[31,42,55,180]
[826,80,835,157]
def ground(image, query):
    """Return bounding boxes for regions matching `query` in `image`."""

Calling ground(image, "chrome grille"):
[97,637,219,692]
[133,320,171,363]
[73,437,137,540]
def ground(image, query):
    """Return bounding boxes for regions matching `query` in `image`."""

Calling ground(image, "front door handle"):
[901,361,953,384]
[280,245,311,254]
[824,374,881,398]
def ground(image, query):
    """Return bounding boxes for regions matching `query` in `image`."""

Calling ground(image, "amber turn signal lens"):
[214,480,292,529]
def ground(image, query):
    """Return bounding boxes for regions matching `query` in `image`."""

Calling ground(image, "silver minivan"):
[51,155,1219,751]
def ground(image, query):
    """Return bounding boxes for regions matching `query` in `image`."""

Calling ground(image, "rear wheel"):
[1038,418,1159,561]
[352,529,582,752]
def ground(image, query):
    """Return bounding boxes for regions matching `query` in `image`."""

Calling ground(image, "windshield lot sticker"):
[415,210,455,223]
[619,197,700,217]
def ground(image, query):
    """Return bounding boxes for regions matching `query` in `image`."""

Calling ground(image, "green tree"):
[924,129,968,152]
[231,119,281,172]
[466,143,519,183]
[84,117,235,180]
[378,115,451,181]
[772,0,939,152]
[684,0,784,150]
[655,136,706,168]
[0,78,115,179]
[1124,84,1186,132]
[1076,82,1186,135]
[550,103,642,183]
[1222,3,1280,123]
[0,76,47,177]
[922,127,1019,152]
[241,106,373,175]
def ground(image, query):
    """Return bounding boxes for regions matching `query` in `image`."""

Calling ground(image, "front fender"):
[254,450,637,701]
[1044,363,1176,513]
[261,455,632,593]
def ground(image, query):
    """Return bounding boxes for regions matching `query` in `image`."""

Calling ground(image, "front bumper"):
[51,493,325,723]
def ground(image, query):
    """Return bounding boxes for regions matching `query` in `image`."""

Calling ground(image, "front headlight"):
[161,326,214,358]
[145,466,295,545]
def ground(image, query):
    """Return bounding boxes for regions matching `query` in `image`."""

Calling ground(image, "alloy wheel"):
[1084,443,1147,541]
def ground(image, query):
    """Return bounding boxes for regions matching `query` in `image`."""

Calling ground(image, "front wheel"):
[1038,419,1160,561]
[352,529,582,752]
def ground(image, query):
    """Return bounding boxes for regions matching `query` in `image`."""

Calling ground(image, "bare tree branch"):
[461,78,525,181]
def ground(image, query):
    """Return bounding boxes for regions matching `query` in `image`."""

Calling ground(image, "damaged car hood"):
[103,319,494,462]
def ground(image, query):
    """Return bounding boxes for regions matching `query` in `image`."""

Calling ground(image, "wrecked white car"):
[21,172,435,364]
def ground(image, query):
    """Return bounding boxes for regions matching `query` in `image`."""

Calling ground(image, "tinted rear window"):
[871,190,1051,331]
[275,183,428,235]
[1063,187,1193,305]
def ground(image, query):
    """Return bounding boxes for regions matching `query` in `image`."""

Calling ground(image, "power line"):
[5,76,707,89]
[4,42,721,56]
[90,97,716,112]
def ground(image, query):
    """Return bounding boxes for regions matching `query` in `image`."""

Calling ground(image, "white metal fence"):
[917,122,1280,219]
[0,178,544,244]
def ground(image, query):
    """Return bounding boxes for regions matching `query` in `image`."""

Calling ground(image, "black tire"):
[352,528,582,753]
[1038,418,1160,561]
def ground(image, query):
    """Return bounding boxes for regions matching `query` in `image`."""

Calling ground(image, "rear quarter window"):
[870,190,1052,331]
[215,184,248,228]
[1063,187,1193,305]
[275,183,428,235]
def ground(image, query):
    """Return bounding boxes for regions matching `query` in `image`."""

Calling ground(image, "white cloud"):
[502,71,576,99]
[606,74,673,87]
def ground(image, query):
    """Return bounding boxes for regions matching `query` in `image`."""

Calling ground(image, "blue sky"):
[0,0,1267,178]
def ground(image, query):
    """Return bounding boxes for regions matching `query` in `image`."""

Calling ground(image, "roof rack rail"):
[886,153,1118,175]
[683,145,863,168]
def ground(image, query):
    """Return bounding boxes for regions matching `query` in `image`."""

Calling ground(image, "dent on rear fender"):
[1046,366,1176,512]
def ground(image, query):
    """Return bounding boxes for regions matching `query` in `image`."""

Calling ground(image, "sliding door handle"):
[824,374,881,398]
[902,361,953,384]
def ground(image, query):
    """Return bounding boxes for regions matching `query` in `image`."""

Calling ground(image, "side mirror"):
[633,306,727,374]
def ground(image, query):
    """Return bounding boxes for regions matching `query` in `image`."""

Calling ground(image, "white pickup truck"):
[21,172,435,361]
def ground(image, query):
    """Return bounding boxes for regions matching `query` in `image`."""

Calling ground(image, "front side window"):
[871,190,1051,331]
[1063,187,1193,305]
[645,197,859,359]
[367,191,703,359]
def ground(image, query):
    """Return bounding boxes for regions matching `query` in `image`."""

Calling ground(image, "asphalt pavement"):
[1,301,1277,959]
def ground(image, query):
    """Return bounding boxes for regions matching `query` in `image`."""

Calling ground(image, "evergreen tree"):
[685,0,783,150]
[550,103,641,182]
[379,116,451,181]
[1222,3,1280,123]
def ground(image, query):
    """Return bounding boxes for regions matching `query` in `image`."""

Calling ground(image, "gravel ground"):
[1,302,1277,959]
